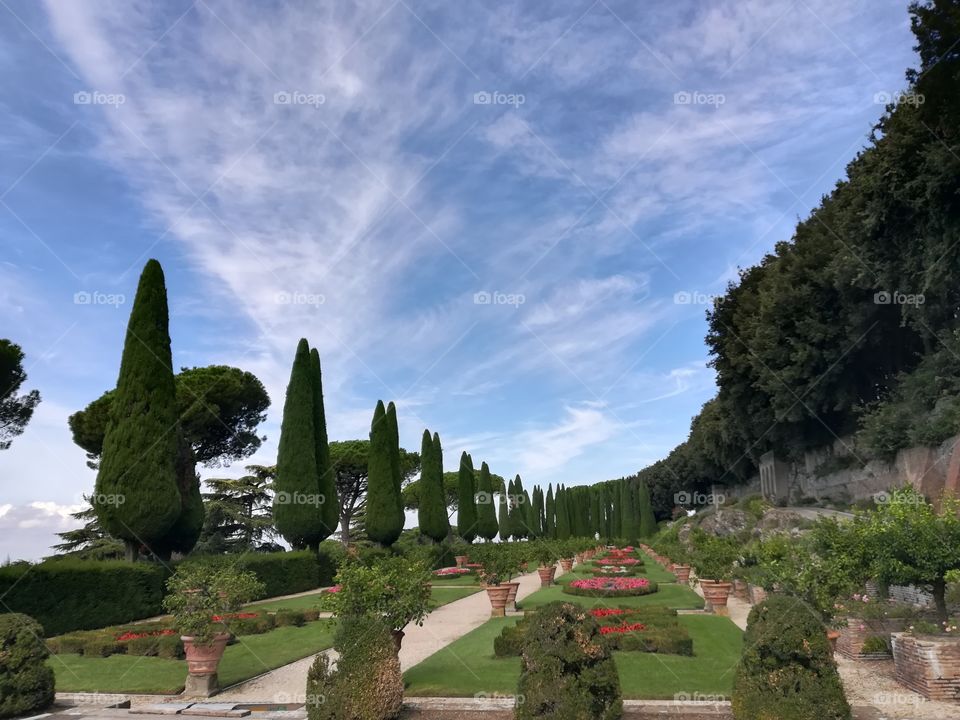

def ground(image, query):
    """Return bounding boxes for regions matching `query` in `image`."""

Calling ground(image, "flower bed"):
[563,576,658,598]
[433,567,472,577]
[588,565,641,576]
[593,557,642,566]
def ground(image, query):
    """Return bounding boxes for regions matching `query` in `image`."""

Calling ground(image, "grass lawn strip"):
[519,581,704,611]
[403,614,742,699]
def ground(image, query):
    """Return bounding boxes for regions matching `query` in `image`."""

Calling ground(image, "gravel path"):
[214,566,552,703]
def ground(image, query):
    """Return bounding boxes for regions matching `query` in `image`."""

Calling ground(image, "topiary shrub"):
[274,609,306,627]
[306,616,403,720]
[515,601,622,720]
[732,596,850,720]
[0,613,55,719]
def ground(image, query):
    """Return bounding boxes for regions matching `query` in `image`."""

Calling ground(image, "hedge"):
[0,560,170,636]
[1,549,339,637]
[0,614,55,719]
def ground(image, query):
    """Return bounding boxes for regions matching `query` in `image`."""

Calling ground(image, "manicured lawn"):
[404,613,742,699]
[559,562,677,585]
[429,572,480,586]
[52,620,337,694]
[246,584,479,614]
[519,582,704,611]
[429,586,481,607]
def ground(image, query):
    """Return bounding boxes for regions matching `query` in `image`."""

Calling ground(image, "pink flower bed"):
[596,557,639,565]
[570,577,650,591]
[434,567,471,576]
[327,585,342,593]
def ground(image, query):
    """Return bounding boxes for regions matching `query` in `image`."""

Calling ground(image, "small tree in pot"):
[473,544,521,617]
[329,555,432,652]
[531,540,560,587]
[690,531,737,616]
[163,564,264,696]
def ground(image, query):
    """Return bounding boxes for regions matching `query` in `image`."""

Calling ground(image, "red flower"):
[590,608,627,617]
[116,629,176,641]
[599,622,646,635]
[570,577,650,591]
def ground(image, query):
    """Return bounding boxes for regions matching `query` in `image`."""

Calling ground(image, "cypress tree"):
[95,259,182,561]
[638,481,657,538]
[555,486,571,540]
[522,489,533,538]
[612,482,623,538]
[275,339,325,550]
[365,400,403,546]
[511,475,528,539]
[544,484,555,539]
[530,487,543,538]
[457,452,478,542]
[498,488,510,541]
[418,429,449,542]
[151,437,204,559]
[476,461,499,541]
[311,348,338,541]
[623,481,640,545]
[385,401,405,533]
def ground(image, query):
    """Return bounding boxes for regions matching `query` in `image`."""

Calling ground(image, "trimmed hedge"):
[0,560,169,636]
[1,550,339,637]
[0,613,55,719]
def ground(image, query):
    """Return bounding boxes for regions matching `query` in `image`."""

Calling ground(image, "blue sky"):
[0,0,916,560]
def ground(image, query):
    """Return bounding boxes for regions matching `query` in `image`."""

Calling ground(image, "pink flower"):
[570,577,650,591]
[327,585,342,593]
[433,567,470,576]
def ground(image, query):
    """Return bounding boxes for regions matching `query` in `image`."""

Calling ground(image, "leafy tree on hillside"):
[0,339,40,450]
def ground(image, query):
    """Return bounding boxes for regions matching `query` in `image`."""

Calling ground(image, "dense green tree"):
[365,401,404,546]
[456,452,478,542]
[638,481,656,538]
[475,461,499,541]
[498,488,510,541]
[510,475,528,539]
[194,465,277,553]
[94,260,181,561]
[555,486,571,540]
[544,484,555,538]
[417,430,449,542]
[530,486,543,538]
[310,349,339,539]
[0,339,40,450]
[385,402,405,533]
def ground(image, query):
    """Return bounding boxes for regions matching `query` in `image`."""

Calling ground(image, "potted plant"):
[473,545,521,617]
[690,532,737,616]
[531,540,559,587]
[329,556,432,652]
[163,564,265,697]
[451,539,471,569]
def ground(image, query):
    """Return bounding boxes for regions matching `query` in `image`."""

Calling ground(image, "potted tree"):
[452,539,470,569]
[473,545,521,617]
[330,556,432,652]
[163,564,265,697]
[691,532,737,616]
[532,540,559,587]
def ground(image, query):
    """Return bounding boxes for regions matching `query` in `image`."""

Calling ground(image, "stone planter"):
[672,564,692,585]
[837,617,906,660]
[559,558,574,573]
[732,579,749,602]
[504,582,520,612]
[455,555,469,568]
[700,581,733,616]
[892,632,960,701]
[182,633,230,697]
[748,584,768,605]
[537,565,556,587]
[485,584,511,618]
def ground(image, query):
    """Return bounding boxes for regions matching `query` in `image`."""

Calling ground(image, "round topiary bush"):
[0,613,55,719]
[732,596,850,720]
[562,576,657,598]
[515,601,622,720]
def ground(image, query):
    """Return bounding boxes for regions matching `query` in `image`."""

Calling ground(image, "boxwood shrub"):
[187,550,336,597]
[0,613,55,719]
[732,595,850,720]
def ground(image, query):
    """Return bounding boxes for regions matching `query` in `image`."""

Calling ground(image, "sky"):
[0,0,918,561]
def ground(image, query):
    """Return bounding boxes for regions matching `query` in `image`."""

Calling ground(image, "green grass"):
[429,572,480,586]
[519,582,704,611]
[561,562,677,584]
[52,620,337,694]
[404,614,742,699]
[246,583,479,614]
[429,586,481,607]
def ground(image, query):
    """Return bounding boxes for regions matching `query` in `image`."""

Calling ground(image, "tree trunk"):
[124,539,139,562]
[933,578,948,622]
[308,541,319,555]
[339,514,351,547]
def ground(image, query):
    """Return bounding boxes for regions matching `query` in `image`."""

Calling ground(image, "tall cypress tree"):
[365,400,402,546]
[96,259,182,561]
[498,488,510,541]
[638,481,657,538]
[151,437,204,559]
[555,486,571,540]
[522,489,533,538]
[311,348,338,542]
[545,484,555,539]
[385,401,405,534]
[457,452,478,542]
[531,487,543,538]
[418,429,449,542]
[623,481,640,545]
[476,461,499,541]
[275,339,326,550]
[612,482,624,538]
[510,475,527,539]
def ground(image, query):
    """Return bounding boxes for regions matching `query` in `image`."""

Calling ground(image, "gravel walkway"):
[214,567,551,703]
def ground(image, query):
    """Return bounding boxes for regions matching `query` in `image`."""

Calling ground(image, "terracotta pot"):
[559,558,574,572]
[672,564,692,585]
[182,633,230,676]
[826,629,840,654]
[455,555,469,568]
[391,629,405,652]
[700,581,733,616]
[504,582,520,612]
[485,584,511,618]
[537,565,556,587]
[732,579,749,602]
